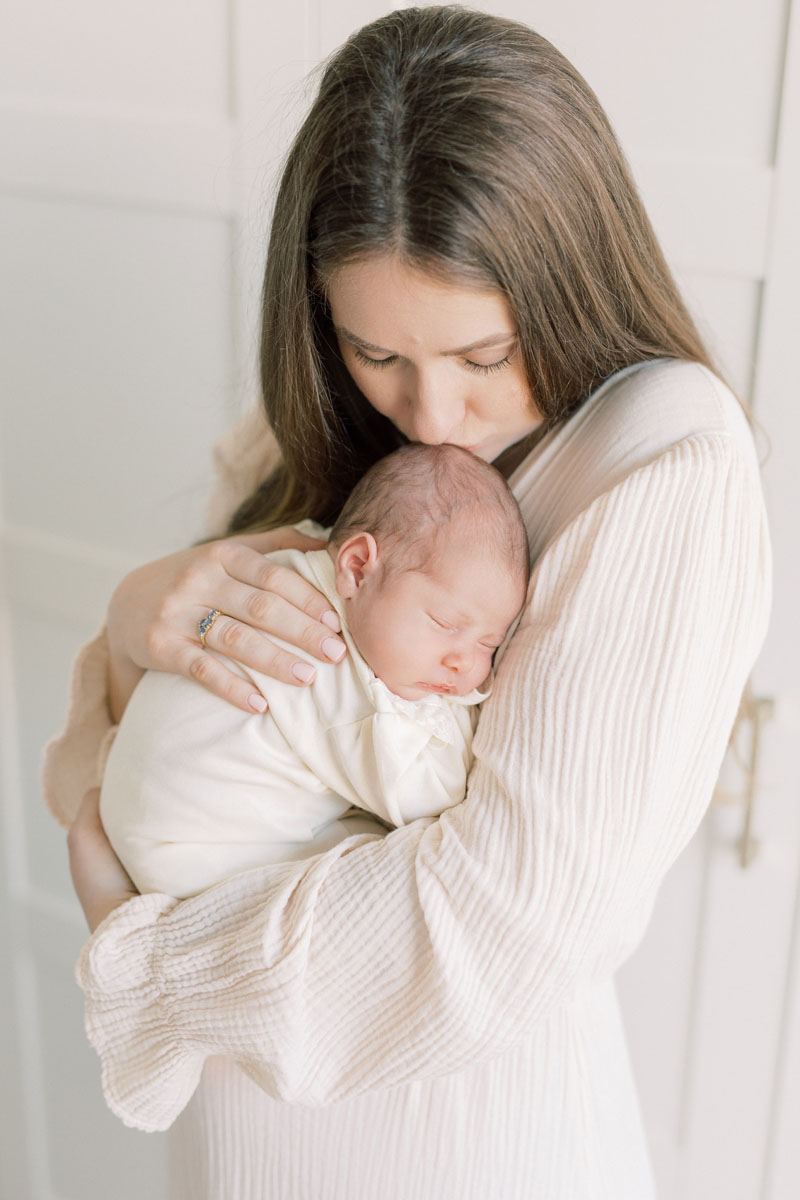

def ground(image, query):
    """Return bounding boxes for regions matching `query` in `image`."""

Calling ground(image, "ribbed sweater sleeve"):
[75,431,771,1131]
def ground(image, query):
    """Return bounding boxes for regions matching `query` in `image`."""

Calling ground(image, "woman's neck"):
[491,423,549,479]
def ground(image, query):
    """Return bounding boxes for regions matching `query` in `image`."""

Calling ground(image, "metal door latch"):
[712,690,775,869]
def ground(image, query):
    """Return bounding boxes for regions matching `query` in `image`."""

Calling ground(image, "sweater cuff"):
[75,892,203,1132]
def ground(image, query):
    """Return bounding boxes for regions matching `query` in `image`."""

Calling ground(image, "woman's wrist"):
[227,526,327,554]
[83,889,137,936]
[68,789,139,934]
[107,648,145,725]
[106,577,145,723]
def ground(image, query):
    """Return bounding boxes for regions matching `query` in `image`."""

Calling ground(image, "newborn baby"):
[100,443,530,899]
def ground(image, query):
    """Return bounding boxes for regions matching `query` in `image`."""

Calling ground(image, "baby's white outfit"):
[100,547,489,899]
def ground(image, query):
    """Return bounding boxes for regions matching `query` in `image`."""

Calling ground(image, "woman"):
[48,7,770,1198]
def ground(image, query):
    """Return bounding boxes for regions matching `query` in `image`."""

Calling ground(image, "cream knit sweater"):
[42,359,771,1199]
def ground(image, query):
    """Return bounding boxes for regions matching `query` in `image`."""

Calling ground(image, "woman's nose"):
[405,374,465,444]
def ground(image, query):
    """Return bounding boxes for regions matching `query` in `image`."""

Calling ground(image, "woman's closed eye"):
[353,347,512,376]
[463,357,512,376]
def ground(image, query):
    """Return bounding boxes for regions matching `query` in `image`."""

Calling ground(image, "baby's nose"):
[442,644,475,672]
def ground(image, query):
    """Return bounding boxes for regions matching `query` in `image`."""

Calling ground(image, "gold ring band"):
[198,609,225,648]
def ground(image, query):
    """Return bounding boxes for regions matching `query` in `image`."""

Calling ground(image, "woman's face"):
[327,255,542,463]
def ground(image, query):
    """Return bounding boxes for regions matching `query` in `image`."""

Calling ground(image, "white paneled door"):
[1,2,797,1197]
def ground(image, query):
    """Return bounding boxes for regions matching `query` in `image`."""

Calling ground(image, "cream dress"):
[43,358,771,1199]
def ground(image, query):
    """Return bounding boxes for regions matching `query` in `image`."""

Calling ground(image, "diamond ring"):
[198,609,225,648]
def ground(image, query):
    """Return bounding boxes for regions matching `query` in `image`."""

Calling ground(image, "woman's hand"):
[106,528,348,721]
[67,789,138,934]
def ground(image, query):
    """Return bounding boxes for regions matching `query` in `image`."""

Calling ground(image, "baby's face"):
[338,536,526,701]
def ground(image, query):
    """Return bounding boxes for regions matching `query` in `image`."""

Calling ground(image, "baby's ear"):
[333,532,380,598]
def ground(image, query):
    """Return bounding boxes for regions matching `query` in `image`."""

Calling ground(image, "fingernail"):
[292,662,316,684]
[321,610,341,632]
[322,637,346,663]
[249,693,268,713]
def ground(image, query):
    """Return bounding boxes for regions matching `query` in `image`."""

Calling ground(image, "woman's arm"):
[42,526,339,829]
[73,432,771,1132]
[68,788,138,932]
[42,406,342,830]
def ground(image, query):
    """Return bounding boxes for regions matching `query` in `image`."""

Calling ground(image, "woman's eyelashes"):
[352,347,512,376]
[463,357,512,376]
[352,348,395,370]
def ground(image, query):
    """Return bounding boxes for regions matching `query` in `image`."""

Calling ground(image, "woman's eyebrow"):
[333,325,516,356]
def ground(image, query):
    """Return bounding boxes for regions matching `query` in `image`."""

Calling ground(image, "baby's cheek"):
[345,606,381,675]
[356,616,407,685]
[473,650,495,686]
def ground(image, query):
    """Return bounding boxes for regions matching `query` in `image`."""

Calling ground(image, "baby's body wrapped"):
[100,547,488,898]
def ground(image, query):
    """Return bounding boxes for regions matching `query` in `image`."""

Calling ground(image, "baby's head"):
[327,444,530,700]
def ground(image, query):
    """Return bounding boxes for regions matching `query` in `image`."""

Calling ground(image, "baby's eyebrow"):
[431,607,470,627]
[436,609,506,641]
[334,325,516,357]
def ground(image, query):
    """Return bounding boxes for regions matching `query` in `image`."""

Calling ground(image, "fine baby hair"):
[328,442,531,585]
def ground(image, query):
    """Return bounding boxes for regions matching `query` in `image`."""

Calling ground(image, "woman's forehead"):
[328,255,514,350]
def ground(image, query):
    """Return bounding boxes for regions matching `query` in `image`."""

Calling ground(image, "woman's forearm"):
[107,640,145,725]
[106,568,151,723]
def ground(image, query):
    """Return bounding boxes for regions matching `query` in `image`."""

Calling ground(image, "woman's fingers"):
[174,637,275,713]
[182,544,351,710]
[214,542,342,635]
[107,529,350,718]
[208,581,346,666]
[176,619,341,714]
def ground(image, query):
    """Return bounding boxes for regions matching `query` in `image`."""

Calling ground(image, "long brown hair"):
[229,4,718,535]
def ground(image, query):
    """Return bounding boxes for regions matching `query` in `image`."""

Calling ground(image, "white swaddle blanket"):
[100,547,489,898]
